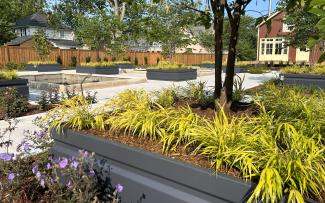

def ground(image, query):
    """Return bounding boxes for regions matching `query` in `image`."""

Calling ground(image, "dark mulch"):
[0,104,44,120]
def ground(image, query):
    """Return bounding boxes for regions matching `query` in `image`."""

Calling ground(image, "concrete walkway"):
[1,70,276,154]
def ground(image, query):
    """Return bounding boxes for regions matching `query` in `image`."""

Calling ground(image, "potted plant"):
[25,61,61,72]
[280,65,325,88]
[76,62,119,75]
[0,70,29,98]
[113,61,134,69]
[146,61,197,81]
[200,61,215,69]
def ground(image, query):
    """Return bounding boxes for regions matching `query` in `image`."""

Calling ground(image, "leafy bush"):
[0,70,17,80]
[233,74,245,101]
[157,57,160,64]
[144,57,148,65]
[154,86,180,107]
[5,62,19,70]
[182,81,214,107]
[134,57,138,66]
[85,56,91,63]
[247,66,268,74]
[56,56,63,65]
[69,56,77,67]
[80,62,114,67]
[103,57,108,62]
[148,61,187,70]
[0,88,28,118]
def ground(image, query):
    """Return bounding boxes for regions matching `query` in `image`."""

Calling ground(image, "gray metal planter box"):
[25,64,61,72]
[146,69,197,81]
[76,66,119,75]
[280,74,325,88]
[116,63,134,69]
[222,67,247,73]
[200,64,215,69]
[51,129,254,203]
[0,78,29,98]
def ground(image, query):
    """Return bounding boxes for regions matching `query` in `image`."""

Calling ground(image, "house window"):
[261,43,265,55]
[60,31,65,39]
[283,23,293,32]
[275,43,282,55]
[20,28,27,36]
[283,45,288,54]
[266,43,273,55]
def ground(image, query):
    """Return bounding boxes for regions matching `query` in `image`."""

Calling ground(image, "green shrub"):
[201,61,215,64]
[113,61,131,65]
[247,66,268,74]
[280,65,325,75]
[5,62,19,70]
[27,61,57,65]
[85,56,91,63]
[233,74,245,101]
[134,57,138,66]
[56,56,63,65]
[144,57,148,65]
[0,88,28,118]
[69,56,77,67]
[103,57,108,62]
[154,86,180,107]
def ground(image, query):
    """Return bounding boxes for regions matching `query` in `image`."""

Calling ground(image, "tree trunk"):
[224,13,241,102]
[96,49,100,62]
[211,0,225,99]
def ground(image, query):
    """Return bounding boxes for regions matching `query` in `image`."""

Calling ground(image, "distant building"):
[256,11,323,65]
[6,13,83,49]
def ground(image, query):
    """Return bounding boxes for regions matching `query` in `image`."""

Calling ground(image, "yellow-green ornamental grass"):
[148,61,188,70]
[113,61,131,65]
[80,62,115,67]
[281,65,325,75]
[44,83,325,203]
[27,61,57,65]
[0,70,17,80]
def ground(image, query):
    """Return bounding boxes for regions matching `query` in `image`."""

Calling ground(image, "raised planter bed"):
[280,73,325,88]
[200,64,214,69]
[115,63,134,69]
[51,129,254,203]
[222,67,247,73]
[0,78,29,98]
[25,64,61,72]
[146,69,197,81]
[76,66,119,75]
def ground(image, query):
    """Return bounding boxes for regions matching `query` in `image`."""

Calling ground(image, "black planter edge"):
[146,69,197,81]
[51,129,254,202]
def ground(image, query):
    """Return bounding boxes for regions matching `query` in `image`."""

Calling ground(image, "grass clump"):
[0,70,17,80]
[27,61,57,65]
[148,61,188,70]
[201,61,215,64]
[80,62,114,67]
[113,61,131,64]
[281,65,325,75]
[44,83,325,203]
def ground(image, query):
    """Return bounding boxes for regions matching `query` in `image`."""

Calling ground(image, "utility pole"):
[268,0,272,16]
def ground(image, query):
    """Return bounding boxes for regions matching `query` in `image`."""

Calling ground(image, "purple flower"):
[36,171,41,179]
[7,173,15,181]
[89,170,95,177]
[66,180,72,189]
[40,179,45,188]
[115,184,124,193]
[0,153,14,161]
[71,160,79,170]
[59,158,68,169]
[46,163,51,169]
[32,164,39,174]
[23,142,31,151]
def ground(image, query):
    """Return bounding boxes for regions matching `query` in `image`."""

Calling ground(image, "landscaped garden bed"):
[146,61,197,81]
[41,81,324,203]
[200,61,215,69]
[0,70,29,98]
[25,61,61,72]
[280,65,325,88]
[76,62,119,75]
[113,61,134,69]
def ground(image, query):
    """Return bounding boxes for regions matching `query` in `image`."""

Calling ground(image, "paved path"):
[1,70,276,154]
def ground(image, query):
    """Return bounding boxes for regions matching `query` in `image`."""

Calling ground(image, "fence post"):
[77,49,81,65]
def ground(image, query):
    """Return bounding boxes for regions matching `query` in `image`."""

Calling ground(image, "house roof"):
[15,12,70,30]
[6,36,82,49]
[256,11,283,28]
[6,36,33,45]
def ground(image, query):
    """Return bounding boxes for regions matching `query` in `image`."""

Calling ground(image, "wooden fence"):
[0,46,220,68]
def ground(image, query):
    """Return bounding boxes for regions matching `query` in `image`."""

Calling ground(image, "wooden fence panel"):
[0,46,220,68]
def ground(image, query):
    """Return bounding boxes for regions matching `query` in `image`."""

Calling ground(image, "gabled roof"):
[48,39,82,48]
[6,36,33,45]
[256,11,283,28]
[15,12,70,30]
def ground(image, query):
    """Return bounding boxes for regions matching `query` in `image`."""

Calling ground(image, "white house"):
[7,13,82,49]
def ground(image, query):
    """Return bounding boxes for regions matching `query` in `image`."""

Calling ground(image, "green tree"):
[0,0,45,45]
[32,29,52,61]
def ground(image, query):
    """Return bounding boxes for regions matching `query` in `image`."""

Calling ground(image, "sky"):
[245,0,280,17]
